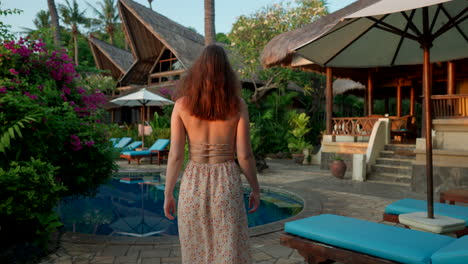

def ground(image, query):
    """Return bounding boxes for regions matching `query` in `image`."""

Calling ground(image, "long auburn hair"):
[177,44,240,120]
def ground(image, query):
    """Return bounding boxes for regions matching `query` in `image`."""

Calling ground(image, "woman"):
[163,44,260,264]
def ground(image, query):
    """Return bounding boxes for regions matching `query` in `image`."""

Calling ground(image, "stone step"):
[367,172,412,185]
[385,144,416,152]
[366,178,411,188]
[376,157,413,167]
[371,164,412,175]
[379,150,416,160]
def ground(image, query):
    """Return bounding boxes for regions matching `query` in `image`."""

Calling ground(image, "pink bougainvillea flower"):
[85,141,95,147]
[9,68,19,75]
[62,86,71,95]
[70,134,82,151]
[0,87,7,94]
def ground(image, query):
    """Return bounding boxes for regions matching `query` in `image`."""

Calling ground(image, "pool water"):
[58,177,302,237]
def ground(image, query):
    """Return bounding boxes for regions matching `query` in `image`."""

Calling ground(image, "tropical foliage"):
[229,0,327,102]
[0,2,22,40]
[0,38,116,248]
[287,111,312,153]
[229,0,328,158]
[58,0,90,64]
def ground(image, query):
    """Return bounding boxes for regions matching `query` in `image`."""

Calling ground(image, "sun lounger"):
[383,198,468,237]
[281,214,468,264]
[114,137,132,149]
[121,141,142,151]
[120,139,169,165]
[109,138,119,146]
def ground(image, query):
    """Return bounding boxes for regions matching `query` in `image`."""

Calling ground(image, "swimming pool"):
[58,175,303,237]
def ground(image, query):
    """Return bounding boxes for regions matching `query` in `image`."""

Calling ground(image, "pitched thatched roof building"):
[88,34,134,80]
[117,0,204,88]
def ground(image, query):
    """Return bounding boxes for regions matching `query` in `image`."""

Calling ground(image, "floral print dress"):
[177,150,251,263]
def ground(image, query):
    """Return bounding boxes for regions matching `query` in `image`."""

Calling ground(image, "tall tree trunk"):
[72,24,79,65]
[74,34,79,65]
[148,0,153,10]
[110,33,115,46]
[204,0,215,46]
[48,0,61,47]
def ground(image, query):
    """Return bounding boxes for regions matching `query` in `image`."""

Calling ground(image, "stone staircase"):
[367,144,416,187]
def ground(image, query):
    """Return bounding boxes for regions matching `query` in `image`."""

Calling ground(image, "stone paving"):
[39,158,425,264]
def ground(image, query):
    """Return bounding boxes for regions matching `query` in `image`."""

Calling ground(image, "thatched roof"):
[88,35,134,80]
[261,0,378,70]
[118,0,204,85]
[333,79,365,95]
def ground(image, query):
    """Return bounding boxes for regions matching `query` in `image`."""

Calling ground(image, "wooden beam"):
[367,70,374,116]
[326,67,333,135]
[397,79,402,117]
[447,61,456,95]
[410,85,415,116]
[149,69,185,79]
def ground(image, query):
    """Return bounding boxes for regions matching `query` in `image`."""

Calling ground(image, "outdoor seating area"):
[120,139,170,165]
[281,214,468,264]
[383,198,468,237]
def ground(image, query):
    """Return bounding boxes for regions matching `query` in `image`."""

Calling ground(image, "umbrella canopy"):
[292,0,467,218]
[294,0,466,67]
[111,88,174,147]
[110,88,174,107]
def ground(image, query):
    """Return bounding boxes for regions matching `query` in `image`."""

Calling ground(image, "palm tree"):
[21,10,50,34]
[33,10,51,29]
[87,0,119,45]
[148,0,154,10]
[48,0,61,47]
[204,0,215,46]
[59,0,89,65]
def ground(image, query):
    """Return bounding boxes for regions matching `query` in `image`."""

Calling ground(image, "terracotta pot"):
[330,160,347,179]
[292,153,305,164]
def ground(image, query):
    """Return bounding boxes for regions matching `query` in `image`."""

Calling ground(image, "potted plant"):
[330,154,347,179]
[288,112,312,164]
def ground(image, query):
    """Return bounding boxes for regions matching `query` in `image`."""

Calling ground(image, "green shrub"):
[0,38,116,248]
[287,111,312,153]
[0,158,65,248]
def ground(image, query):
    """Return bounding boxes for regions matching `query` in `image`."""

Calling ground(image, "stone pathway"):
[40,159,424,264]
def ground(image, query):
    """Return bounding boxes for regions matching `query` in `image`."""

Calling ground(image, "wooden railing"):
[432,94,468,118]
[332,117,380,137]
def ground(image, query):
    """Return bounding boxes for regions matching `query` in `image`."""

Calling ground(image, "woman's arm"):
[236,99,260,212]
[164,101,186,220]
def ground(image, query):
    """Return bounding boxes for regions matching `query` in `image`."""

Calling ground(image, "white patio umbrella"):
[293,0,467,218]
[111,88,174,148]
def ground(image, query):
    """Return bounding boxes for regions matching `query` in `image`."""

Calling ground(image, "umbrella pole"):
[142,105,145,148]
[422,7,434,219]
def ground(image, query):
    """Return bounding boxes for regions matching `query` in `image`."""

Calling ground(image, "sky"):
[3,0,356,36]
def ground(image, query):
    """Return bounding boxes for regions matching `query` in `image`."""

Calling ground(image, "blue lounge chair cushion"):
[121,150,151,156]
[114,137,132,148]
[431,235,468,264]
[385,199,468,225]
[122,141,142,151]
[109,138,119,146]
[120,139,169,157]
[285,214,454,264]
[149,139,170,151]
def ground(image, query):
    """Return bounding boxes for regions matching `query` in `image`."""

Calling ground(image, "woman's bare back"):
[178,103,240,164]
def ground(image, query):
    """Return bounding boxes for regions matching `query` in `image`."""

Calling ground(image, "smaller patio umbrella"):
[111,88,174,148]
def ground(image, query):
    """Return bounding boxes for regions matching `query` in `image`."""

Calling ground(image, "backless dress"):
[177,142,252,264]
